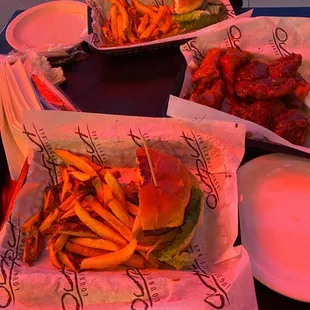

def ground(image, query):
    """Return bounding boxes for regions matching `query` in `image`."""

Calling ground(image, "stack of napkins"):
[0,53,79,180]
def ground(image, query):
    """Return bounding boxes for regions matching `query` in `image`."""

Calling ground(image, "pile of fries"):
[102,0,178,46]
[22,149,159,272]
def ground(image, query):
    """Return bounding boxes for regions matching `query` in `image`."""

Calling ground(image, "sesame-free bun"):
[136,148,192,231]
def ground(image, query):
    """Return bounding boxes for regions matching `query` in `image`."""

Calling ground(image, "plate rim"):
[238,153,310,303]
[5,0,88,53]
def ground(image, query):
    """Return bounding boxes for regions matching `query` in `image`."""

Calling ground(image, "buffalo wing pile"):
[188,48,310,145]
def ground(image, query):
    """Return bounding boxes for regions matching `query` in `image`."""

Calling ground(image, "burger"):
[172,0,227,33]
[135,147,204,269]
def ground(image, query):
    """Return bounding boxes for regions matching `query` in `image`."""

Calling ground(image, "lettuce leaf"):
[151,185,203,269]
[173,3,227,33]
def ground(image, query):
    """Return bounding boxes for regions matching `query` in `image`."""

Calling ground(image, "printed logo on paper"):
[269,27,291,57]
[22,123,59,186]
[59,268,88,310]
[0,215,22,308]
[224,3,236,19]
[75,125,110,167]
[183,39,204,65]
[224,25,242,50]
[181,130,220,209]
[125,268,160,309]
[186,244,230,309]
[127,128,153,148]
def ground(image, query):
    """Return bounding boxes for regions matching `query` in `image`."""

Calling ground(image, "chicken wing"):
[220,48,250,93]
[271,109,309,145]
[231,99,285,128]
[292,73,310,101]
[235,78,296,99]
[236,60,268,82]
[192,48,223,84]
[190,79,225,110]
[268,53,302,78]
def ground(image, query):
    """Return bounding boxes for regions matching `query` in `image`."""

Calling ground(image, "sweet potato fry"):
[86,196,131,241]
[132,0,156,19]
[58,251,79,272]
[54,234,69,252]
[71,237,120,251]
[127,201,139,216]
[39,209,59,235]
[104,170,125,204]
[80,239,137,270]
[108,199,131,228]
[65,241,110,257]
[140,6,165,40]
[74,201,127,246]
[54,149,97,176]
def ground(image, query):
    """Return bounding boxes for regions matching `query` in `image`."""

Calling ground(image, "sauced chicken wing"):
[231,99,285,128]
[192,48,223,84]
[271,109,309,145]
[268,53,302,78]
[236,60,269,82]
[190,79,225,110]
[235,78,296,99]
[220,48,250,93]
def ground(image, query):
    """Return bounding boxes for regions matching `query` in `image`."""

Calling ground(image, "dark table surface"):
[1,4,310,310]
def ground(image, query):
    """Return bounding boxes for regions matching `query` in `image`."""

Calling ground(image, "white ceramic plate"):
[238,153,310,302]
[6,1,87,53]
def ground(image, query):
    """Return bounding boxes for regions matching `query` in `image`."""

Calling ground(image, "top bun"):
[174,0,205,14]
[136,147,192,231]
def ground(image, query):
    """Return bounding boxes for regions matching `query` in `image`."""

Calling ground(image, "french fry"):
[108,199,131,228]
[48,242,62,269]
[92,177,105,204]
[39,209,59,234]
[123,253,145,268]
[161,27,179,38]
[137,14,149,35]
[159,6,172,34]
[140,6,165,40]
[117,14,126,44]
[54,149,97,176]
[112,0,129,41]
[131,215,142,240]
[69,171,93,182]
[79,156,102,171]
[22,211,43,234]
[127,201,139,216]
[54,234,69,252]
[151,27,159,38]
[43,187,60,214]
[80,239,137,270]
[60,166,69,202]
[58,251,79,272]
[86,196,131,241]
[65,242,110,257]
[56,223,99,238]
[23,230,44,266]
[104,170,125,204]
[110,4,119,42]
[132,0,156,19]
[58,191,86,212]
[103,184,114,204]
[71,237,120,251]
[60,202,93,220]
[74,201,127,246]
[147,5,159,12]
[118,0,128,7]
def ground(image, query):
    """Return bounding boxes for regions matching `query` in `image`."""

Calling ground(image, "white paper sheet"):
[0,111,258,309]
[167,16,310,153]
[85,0,253,52]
